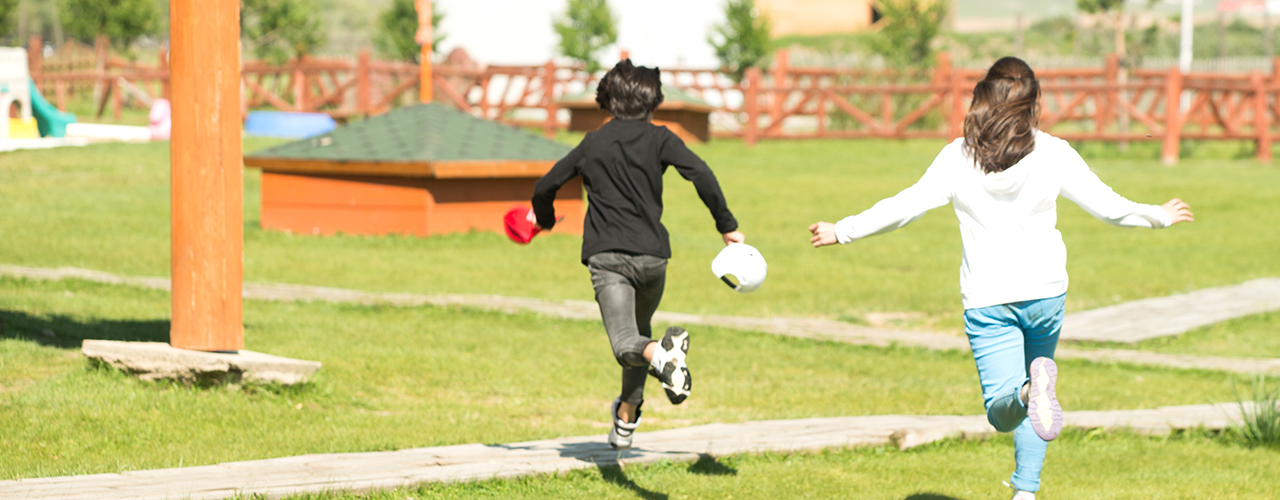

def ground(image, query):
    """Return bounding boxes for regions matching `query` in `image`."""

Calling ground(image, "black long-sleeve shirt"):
[532,119,738,264]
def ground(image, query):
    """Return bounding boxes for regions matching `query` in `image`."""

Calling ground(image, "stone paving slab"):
[0,404,1245,500]
[1061,278,1280,343]
[2,265,1277,376]
[81,340,321,385]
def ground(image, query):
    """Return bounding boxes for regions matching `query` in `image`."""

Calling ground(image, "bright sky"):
[434,0,726,68]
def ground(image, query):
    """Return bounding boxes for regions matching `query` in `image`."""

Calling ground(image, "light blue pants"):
[963,293,1065,493]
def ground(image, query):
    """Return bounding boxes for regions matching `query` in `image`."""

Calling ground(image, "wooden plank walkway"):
[0,403,1246,500]
[2,265,1278,376]
[1061,278,1280,343]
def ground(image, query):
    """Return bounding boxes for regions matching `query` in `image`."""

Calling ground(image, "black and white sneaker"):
[608,398,642,449]
[648,326,691,405]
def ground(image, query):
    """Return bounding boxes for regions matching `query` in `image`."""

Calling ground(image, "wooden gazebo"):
[557,85,715,143]
[243,102,582,237]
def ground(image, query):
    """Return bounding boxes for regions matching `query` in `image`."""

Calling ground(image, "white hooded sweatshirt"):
[834,131,1172,310]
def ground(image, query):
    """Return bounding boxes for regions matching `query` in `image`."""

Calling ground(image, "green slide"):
[29,79,77,138]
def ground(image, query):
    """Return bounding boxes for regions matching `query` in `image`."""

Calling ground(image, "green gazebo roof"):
[246,103,571,163]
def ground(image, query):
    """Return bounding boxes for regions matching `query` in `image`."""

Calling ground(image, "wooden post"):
[357,48,371,114]
[543,60,557,138]
[880,90,892,135]
[94,35,109,106]
[55,80,67,111]
[1161,66,1183,166]
[948,69,966,140]
[770,48,788,126]
[744,66,761,146]
[113,78,123,120]
[934,52,953,138]
[478,74,491,119]
[933,52,952,85]
[1101,54,1118,136]
[416,0,433,104]
[169,0,244,351]
[292,57,307,111]
[1253,72,1272,162]
[816,90,827,135]
[27,36,42,79]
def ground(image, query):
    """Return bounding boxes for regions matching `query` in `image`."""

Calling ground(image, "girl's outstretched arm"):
[1058,144,1186,228]
[809,142,959,248]
[809,222,837,247]
[1161,198,1195,225]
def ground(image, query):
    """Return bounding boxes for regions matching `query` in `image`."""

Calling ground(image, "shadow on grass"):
[0,309,168,349]
[687,454,737,476]
[0,308,318,394]
[905,494,965,500]
[599,465,668,500]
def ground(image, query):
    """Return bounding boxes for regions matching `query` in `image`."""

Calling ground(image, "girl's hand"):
[722,231,746,245]
[1161,198,1194,225]
[809,222,838,247]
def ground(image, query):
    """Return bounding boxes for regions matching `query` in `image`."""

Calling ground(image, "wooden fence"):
[26,37,1279,164]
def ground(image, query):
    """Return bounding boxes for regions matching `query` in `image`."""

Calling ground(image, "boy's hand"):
[722,231,745,245]
[1161,198,1194,225]
[809,222,837,247]
[526,208,544,230]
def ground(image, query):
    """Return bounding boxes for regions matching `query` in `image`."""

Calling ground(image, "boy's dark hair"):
[595,59,664,121]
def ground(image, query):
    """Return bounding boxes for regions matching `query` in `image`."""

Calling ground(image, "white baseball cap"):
[711,243,767,293]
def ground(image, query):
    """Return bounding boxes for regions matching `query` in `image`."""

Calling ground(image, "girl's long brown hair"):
[963,57,1041,174]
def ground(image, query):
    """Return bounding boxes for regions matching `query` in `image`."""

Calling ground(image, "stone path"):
[2,265,1278,376]
[1061,278,1280,343]
[0,403,1247,500]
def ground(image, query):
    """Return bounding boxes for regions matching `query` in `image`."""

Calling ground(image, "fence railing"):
[26,37,1280,164]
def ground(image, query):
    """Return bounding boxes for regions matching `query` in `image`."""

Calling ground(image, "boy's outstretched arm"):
[531,143,585,230]
[659,132,742,245]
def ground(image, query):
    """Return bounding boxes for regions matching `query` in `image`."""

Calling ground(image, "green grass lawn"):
[0,137,1276,336]
[278,430,1280,500]
[3,137,1278,495]
[0,276,1267,480]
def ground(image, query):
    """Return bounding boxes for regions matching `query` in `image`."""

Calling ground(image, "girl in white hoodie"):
[808,57,1193,499]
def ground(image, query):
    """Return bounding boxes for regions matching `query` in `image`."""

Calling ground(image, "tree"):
[708,0,772,82]
[0,0,16,40]
[553,0,616,73]
[868,0,948,67]
[242,0,325,64]
[373,0,444,62]
[61,0,161,48]
[1077,0,1127,57]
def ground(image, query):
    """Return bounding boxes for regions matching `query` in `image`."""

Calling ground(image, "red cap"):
[503,207,542,244]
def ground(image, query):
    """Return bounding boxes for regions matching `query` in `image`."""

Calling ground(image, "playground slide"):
[29,79,76,138]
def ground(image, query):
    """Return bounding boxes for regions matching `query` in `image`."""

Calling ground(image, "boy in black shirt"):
[532,59,743,449]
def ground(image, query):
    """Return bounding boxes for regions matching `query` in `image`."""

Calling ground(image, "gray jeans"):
[588,252,667,407]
